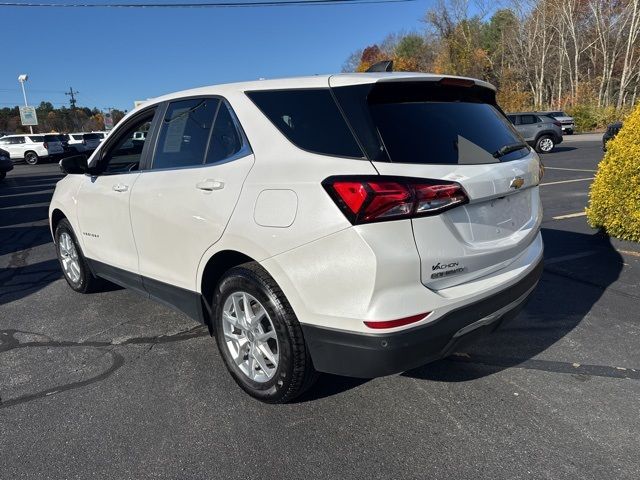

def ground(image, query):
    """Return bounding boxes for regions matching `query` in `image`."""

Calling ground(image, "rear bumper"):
[302,258,543,378]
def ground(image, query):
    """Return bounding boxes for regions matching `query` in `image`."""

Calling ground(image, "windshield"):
[333,82,527,164]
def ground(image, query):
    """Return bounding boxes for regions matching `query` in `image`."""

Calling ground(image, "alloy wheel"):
[221,291,279,383]
[58,232,82,285]
[540,138,554,152]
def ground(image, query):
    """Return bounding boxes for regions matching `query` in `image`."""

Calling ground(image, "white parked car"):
[67,132,101,153]
[50,73,544,403]
[0,133,64,165]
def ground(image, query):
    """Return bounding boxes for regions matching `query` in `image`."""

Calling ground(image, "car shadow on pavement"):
[550,146,578,153]
[404,227,623,382]
[0,172,65,305]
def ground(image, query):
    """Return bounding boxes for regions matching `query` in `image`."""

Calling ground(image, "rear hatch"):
[331,76,542,290]
[43,134,64,154]
[83,133,100,149]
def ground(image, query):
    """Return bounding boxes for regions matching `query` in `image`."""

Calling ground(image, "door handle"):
[196,179,224,191]
[112,184,129,192]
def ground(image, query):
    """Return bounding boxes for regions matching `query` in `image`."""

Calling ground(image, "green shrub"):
[586,104,640,242]
[567,105,629,133]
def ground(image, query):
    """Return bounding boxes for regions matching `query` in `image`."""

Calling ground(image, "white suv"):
[0,134,64,164]
[50,73,544,403]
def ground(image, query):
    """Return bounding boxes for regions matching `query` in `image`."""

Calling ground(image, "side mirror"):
[59,155,88,175]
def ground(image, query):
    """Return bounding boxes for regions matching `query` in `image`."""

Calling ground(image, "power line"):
[0,0,413,7]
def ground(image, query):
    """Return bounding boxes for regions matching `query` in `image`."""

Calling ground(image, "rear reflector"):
[323,176,468,224]
[364,312,430,329]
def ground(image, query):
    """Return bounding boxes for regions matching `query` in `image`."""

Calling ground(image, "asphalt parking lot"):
[1,135,639,479]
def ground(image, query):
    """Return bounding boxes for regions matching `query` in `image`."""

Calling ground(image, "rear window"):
[84,133,99,140]
[246,89,363,158]
[29,136,44,142]
[72,134,83,140]
[44,134,60,142]
[333,82,528,164]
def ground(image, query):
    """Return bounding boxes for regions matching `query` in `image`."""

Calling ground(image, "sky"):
[0,0,434,112]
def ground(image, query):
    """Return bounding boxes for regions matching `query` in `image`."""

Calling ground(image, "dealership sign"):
[19,106,38,126]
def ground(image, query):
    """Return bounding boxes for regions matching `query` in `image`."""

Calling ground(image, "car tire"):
[54,218,103,293]
[213,262,318,403]
[535,135,555,153]
[24,151,39,165]
[566,129,574,135]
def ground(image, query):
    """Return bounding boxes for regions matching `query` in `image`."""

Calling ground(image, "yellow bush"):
[586,104,640,242]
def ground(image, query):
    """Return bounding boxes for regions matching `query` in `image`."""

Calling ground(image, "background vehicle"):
[0,134,64,164]
[50,73,543,403]
[507,112,563,153]
[603,122,623,151]
[0,147,12,180]
[67,132,101,153]
[93,131,110,142]
[541,111,576,134]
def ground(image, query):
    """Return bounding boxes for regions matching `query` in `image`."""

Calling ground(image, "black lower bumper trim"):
[301,259,543,378]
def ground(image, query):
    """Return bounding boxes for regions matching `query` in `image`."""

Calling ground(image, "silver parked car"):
[507,113,563,153]
[541,111,576,135]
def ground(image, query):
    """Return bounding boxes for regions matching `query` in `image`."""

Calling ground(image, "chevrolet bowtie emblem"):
[510,176,525,189]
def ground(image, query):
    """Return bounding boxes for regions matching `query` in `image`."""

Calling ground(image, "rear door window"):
[152,98,219,170]
[205,102,243,164]
[29,136,44,142]
[520,115,538,125]
[247,89,363,158]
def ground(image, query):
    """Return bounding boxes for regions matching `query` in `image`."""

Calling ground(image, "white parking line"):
[545,167,597,173]
[552,211,587,220]
[541,178,594,186]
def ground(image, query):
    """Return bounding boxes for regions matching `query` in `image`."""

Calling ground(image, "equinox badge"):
[510,176,525,189]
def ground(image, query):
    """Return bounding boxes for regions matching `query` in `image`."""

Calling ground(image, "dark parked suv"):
[603,122,623,151]
[507,112,563,153]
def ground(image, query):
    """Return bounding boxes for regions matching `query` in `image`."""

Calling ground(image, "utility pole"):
[66,87,79,131]
[65,87,79,109]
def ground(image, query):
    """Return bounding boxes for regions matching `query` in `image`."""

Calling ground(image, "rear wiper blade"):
[493,142,529,158]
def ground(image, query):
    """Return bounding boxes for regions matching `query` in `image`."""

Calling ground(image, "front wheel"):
[55,219,102,293]
[535,135,555,153]
[213,263,317,403]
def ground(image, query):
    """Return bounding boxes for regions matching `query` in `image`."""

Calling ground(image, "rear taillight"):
[553,121,562,128]
[43,142,49,149]
[323,176,468,225]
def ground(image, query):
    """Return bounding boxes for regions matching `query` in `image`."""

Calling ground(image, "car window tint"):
[29,136,44,142]
[205,102,243,164]
[247,89,363,158]
[100,111,155,174]
[72,134,83,140]
[520,115,537,125]
[153,98,219,170]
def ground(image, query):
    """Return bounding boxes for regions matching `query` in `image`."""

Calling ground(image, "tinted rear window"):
[84,133,100,140]
[333,82,527,164]
[44,134,60,142]
[29,136,44,142]
[247,89,363,158]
